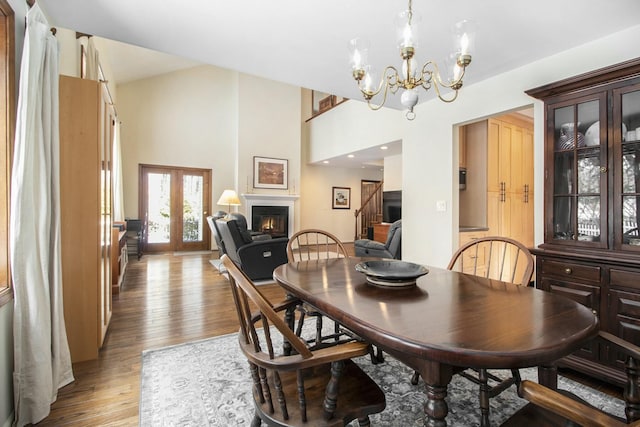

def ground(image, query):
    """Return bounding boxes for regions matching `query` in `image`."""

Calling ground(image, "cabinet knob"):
[564,268,572,275]
[592,309,598,317]
[600,166,608,173]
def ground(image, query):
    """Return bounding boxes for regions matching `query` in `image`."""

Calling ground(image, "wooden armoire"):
[59,75,115,362]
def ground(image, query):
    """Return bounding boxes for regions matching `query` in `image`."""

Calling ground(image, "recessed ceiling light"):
[323,160,330,164]
[348,154,355,158]
[380,146,388,150]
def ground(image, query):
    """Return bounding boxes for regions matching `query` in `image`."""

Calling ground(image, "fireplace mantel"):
[242,193,299,237]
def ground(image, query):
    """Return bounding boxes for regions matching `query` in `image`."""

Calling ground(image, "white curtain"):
[113,121,125,221]
[85,37,100,80]
[10,4,73,426]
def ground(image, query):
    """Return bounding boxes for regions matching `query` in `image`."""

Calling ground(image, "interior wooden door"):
[139,164,211,252]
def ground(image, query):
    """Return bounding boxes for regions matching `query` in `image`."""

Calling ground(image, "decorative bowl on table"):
[355,260,429,288]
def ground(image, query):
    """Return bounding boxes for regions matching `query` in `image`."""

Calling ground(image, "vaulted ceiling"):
[38,0,640,111]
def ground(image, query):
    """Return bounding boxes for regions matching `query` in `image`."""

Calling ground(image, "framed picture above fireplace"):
[253,156,288,189]
[332,187,351,209]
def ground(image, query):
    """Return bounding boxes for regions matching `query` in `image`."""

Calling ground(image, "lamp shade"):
[217,189,241,208]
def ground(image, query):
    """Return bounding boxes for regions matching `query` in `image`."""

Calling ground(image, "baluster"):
[297,371,307,422]
[323,360,345,420]
[273,371,289,420]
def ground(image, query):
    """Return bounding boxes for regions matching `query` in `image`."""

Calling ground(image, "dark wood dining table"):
[273,257,599,427]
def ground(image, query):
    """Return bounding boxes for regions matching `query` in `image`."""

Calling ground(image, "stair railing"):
[354,181,384,241]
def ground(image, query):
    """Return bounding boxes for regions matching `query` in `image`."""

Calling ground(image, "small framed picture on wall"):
[332,187,351,209]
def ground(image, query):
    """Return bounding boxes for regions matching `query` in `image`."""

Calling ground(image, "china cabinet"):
[527,58,640,385]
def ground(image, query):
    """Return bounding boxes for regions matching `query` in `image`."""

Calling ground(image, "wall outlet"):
[436,200,447,212]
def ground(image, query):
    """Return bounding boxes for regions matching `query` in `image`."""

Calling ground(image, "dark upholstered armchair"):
[354,219,402,259]
[206,211,228,256]
[215,213,288,281]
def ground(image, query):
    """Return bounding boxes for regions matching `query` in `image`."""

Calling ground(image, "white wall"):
[383,154,402,191]
[117,65,239,221]
[300,96,383,243]
[237,73,302,230]
[309,25,640,268]
[299,164,383,243]
[117,66,303,244]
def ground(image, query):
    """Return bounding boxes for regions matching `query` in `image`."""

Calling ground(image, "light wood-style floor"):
[38,252,285,426]
[38,250,622,426]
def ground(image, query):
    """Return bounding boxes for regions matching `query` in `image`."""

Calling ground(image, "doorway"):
[139,164,211,252]
[458,108,534,247]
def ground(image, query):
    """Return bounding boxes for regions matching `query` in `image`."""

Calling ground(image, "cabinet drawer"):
[540,259,600,283]
[610,269,640,291]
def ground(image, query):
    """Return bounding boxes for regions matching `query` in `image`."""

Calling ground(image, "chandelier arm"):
[432,78,460,103]
[428,61,468,90]
[367,79,391,110]
[358,65,400,99]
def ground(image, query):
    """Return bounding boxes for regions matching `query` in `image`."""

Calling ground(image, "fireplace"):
[252,206,288,238]
[243,193,298,238]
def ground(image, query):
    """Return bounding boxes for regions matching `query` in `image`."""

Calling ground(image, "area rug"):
[140,329,624,426]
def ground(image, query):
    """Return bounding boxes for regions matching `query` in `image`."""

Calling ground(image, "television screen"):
[382,191,401,223]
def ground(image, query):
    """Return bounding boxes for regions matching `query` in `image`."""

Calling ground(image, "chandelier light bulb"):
[348,38,369,72]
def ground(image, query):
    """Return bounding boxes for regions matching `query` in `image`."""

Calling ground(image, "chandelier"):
[349,0,476,120]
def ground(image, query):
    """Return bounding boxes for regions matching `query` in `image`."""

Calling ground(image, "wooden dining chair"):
[287,229,349,262]
[501,331,640,427]
[221,255,386,427]
[411,236,535,426]
[286,229,356,351]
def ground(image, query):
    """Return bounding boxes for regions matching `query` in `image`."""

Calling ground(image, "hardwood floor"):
[38,250,622,425]
[39,252,285,426]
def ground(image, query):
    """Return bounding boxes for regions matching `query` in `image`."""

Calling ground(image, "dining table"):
[273,257,599,427]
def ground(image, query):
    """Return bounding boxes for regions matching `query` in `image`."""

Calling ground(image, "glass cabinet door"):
[548,94,606,245]
[616,82,640,249]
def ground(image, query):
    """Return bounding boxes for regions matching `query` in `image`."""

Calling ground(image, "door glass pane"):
[577,149,600,194]
[577,196,600,242]
[147,172,171,244]
[553,196,573,239]
[182,175,204,242]
[578,100,599,147]
[623,196,640,244]
[554,152,574,194]
[622,90,640,142]
[622,89,640,246]
[623,143,640,193]
[554,106,575,150]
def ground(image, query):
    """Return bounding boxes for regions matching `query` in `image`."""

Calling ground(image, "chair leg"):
[478,368,491,427]
[251,412,262,427]
[369,345,384,365]
[357,416,371,426]
[410,370,420,385]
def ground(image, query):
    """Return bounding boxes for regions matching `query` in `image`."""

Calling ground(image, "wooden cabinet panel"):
[606,290,640,370]
[539,277,600,361]
[59,75,114,363]
[373,223,390,243]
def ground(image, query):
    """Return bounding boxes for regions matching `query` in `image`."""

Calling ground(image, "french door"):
[139,164,211,252]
